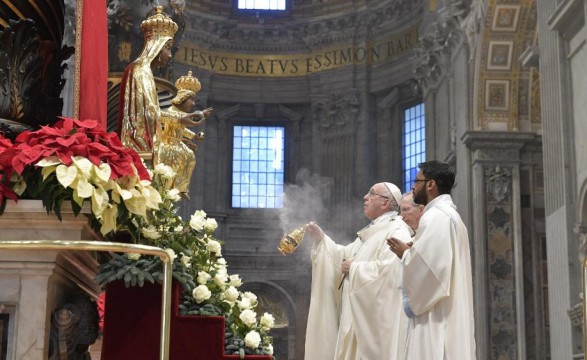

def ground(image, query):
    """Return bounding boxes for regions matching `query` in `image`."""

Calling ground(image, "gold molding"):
[73,0,83,119]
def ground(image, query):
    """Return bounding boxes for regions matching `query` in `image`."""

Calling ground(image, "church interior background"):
[0,0,586,359]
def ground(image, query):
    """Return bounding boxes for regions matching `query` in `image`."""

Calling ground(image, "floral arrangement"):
[0,118,274,358]
[0,117,158,235]
[97,163,275,357]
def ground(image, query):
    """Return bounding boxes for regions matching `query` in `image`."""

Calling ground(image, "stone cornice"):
[184,0,423,52]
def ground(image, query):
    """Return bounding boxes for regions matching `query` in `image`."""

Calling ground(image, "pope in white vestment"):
[388,161,476,360]
[304,182,412,360]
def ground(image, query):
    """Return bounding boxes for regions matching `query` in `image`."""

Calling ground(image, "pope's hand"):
[305,222,324,243]
[341,259,352,275]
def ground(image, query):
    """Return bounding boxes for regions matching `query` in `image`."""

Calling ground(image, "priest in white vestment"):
[304,182,412,360]
[388,161,476,360]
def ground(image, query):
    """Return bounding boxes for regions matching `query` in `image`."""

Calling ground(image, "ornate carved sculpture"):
[0,19,73,137]
[412,1,468,93]
[155,71,212,195]
[312,89,361,131]
[485,165,512,203]
[48,294,99,360]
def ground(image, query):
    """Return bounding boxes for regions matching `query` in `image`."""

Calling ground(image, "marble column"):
[463,131,538,360]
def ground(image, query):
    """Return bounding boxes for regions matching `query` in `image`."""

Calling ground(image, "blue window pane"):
[232,125,285,208]
[402,104,426,193]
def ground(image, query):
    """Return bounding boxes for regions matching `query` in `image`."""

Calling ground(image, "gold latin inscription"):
[177,25,419,77]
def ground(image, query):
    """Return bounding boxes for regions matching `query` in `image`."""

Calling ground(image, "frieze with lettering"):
[177,25,419,77]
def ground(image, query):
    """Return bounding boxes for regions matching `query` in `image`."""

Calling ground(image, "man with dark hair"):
[387,160,476,360]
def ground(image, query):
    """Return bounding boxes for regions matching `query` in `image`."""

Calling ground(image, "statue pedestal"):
[0,200,99,360]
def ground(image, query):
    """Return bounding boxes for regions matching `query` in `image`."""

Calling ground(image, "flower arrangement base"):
[101,281,272,360]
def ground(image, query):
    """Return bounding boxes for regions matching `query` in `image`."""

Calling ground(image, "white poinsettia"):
[239,309,257,327]
[244,330,261,349]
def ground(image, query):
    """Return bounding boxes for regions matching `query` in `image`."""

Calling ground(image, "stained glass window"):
[232,125,285,208]
[403,104,426,192]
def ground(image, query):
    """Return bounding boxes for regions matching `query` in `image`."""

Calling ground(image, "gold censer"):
[277,226,306,255]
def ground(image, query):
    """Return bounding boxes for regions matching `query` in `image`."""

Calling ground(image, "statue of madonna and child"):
[118,6,212,196]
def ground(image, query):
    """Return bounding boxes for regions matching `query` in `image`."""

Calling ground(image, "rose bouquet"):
[96,164,275,357]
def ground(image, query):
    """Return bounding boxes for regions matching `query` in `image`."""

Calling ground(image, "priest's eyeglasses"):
[367,189,390,199]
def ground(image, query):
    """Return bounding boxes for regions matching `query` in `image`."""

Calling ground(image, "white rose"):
[153,163,176,178]
[239,309,257,326]
[217,257,227,266]
[189,212,206,231]
[141,225,160,240]
[206,240,222,255]
[204,217,218,232]
[237,297,252,310]
[127,253,141,260]
[174,225,184,233]
[244,330,261,349]
[192,285,211,303]
[229,274,242,287]
[242,291,257,302]
[214,271,228,287]
[166,188,181,201]
[197,271,211,285]
[260,312,275,329]
[265,344,273,355]
[180,254,191,267]
[224,286,239,302]
[164,248,177,262]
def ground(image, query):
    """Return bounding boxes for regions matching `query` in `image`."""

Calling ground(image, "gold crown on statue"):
[175,70,202,93]
[140,6,178,39]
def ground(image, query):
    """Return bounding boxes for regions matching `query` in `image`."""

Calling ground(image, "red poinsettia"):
[11,117,150,180]
[0,135,18,205]
[0,118,161,235]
